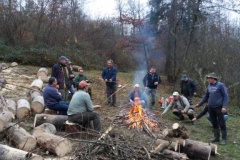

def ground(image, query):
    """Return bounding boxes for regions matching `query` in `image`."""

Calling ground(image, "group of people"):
[42,56,229,145]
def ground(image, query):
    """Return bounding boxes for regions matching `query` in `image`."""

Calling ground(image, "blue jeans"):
[145,88,157,105]
[48,101,69,115]
[68,85,75,95]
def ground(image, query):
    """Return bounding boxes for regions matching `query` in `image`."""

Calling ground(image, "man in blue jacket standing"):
[101,59,117,107]
[143,66,161,109]
[195,72,228,145]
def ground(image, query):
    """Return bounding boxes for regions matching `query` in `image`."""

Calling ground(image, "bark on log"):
[30,90,42,100]
[30,79,43,90]
[6,99,17,116]
[183,139,217,156]
[0,111,14,132]
[72,65,82,72]
[162,149,188,160]
[0,144,43,160]
[32,123,56,137]
[17,99,31,119]
[162,123,189,139]
[152,139,178,153]
[36,132,72,157]
[34,114,68,131]
[44,108,57,115]
[8,97,30,103]
[180,139,211,160]
[37,68,48,77]
[4,123,37,151]
[164,137,186,146]
[31,96,44,114]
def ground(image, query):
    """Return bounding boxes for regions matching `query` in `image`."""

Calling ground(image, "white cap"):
[134,84,140,87]
[172,91,179,96]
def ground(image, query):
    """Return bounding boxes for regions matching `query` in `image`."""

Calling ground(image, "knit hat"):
[206,72,218,80]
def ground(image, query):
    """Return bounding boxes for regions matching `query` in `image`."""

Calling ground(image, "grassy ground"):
[1,65,240,159]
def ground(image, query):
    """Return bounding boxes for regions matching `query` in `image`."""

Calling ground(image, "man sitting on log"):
[67,80,101,132]
[161,91,195,125]
[74,68,93,100]
[43,77,69,115]
[128,84,147,108]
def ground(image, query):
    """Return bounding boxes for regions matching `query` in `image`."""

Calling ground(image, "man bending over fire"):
[161,91,195,125]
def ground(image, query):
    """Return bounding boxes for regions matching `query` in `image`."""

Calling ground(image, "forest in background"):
[0,0,240,104]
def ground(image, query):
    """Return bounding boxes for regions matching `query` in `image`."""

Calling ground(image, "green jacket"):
[74,74,88,87]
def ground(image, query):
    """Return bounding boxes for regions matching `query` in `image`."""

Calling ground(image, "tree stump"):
[30,90,42,100]
[34,114,68,131]
[180,139,211,160]
[30,79,43,90]
[0,144,43,160]
[0,111,14,132]
[36,132,72,157]
[6,99,17,116]
[4,123,37,152]
[31,96,44,114]
[37,68,48,77]
[44,108,58,115]
[17,99,31,119]
[32,123,56,137]
[10,62,18,67]
[64,120,83,138]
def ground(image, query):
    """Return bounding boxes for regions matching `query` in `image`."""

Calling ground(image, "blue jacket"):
[43,85,62,106]
[198,81,228,108]
[101,66,117,86]
[143,72,161,89]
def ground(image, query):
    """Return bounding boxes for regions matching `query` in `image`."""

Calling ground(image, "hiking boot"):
[220,131,227,145]
[210,129,220,142]
[179,115,185,121]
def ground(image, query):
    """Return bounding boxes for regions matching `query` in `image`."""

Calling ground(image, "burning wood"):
[124,104,159,135]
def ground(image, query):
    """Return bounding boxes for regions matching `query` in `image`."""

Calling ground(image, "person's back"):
[43,84,62,106]
[68,90,93,115]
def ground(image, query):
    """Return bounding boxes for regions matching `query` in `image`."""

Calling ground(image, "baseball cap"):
[134,84,140,87]
[181,74,187,80]
[79,80,89,88]
[59,56,68,61]
[172,91,179,96]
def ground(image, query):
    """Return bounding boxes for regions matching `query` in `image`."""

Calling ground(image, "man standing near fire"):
[101,59,117,107]
[180,74,197,105]
[195,72,228,145]
[143,66,161,109]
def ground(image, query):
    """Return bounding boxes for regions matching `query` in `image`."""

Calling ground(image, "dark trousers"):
[68,112,101,131]
[208,106,226,131]
[184,95,193,105]
[173,110,194,120]
[48,101,68,115]
[106,85,116,105]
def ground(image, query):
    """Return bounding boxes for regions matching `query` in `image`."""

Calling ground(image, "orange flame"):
[125,104,158,131]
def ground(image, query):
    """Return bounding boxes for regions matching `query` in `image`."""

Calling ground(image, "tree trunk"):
[64,120,83,138]
[32,123,56,137]
[152,139,178,153]
[180,139,211,160]
[8,97,30,104]
[72,65,82,72]
[162,123,189,139]
[34,114,68,131]
[30,90,42,100]
[0,111,14,132]
[31,96,44,114]
[30,79,43,90]
[36,132,72,157]
[17,99,31,119]
[162,149,188,160]
[37,68,48,77]
[4,123,37,152]
[0,144,43,160]
[6,99,17,116]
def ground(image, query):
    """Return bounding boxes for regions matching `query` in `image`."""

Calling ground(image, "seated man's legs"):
[173,109,184,120]
[50,101,68,115]
[68,112,101,132]
[186,108,194,120]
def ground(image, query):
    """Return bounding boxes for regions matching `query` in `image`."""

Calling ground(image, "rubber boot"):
[210,129,220,142]
[220,131,227,145]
